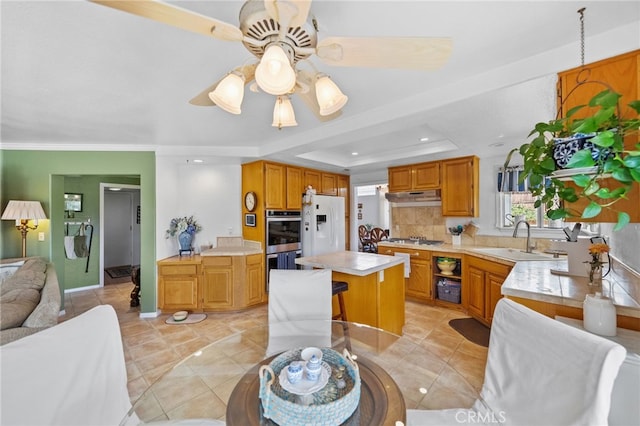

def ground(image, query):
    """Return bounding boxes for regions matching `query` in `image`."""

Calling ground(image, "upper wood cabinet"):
[441,156,479,217]
[388,162,439,192]
[286,166,303,210]
[321,173,338,195]
[558,50,640,223]
[303,169,321,192]
[264,163,286,210]
[388,156,478,217]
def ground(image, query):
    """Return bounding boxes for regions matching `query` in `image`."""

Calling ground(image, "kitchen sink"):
[471,247,555,261]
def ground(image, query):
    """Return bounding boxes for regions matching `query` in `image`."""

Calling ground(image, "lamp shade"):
[272,96,298,129]
[209,71,245,114]
[315,75,348,116]
[1,200,47,221]
[255,44,297,95]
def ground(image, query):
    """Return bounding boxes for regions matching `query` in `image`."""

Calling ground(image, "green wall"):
[1,150,157,314]
[62,175,140,291]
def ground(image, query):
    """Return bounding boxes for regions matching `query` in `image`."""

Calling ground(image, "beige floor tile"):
[61,281,489,419]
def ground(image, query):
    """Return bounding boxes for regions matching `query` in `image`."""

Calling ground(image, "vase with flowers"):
[166,216,202,254]
[585,242,609,285]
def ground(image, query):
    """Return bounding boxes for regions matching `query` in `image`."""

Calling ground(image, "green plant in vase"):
[515,89,640,230]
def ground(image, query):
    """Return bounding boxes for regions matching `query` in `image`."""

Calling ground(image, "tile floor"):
[60,281,488,412]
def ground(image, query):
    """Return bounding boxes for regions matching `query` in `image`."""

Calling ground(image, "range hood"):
[385,189,442,205]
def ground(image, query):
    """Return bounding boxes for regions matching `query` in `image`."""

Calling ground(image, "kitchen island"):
[296,251,406,334]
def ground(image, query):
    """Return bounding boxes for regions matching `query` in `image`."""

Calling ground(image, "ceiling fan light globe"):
[272,96,298,129]
[256,44,297,95]
[315,75,348,116]
[208,72,245,114]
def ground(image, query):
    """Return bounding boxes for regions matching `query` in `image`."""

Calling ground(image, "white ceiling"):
[2,1,639,175]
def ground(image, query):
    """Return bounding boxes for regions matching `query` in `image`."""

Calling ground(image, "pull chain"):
[578,7,586,67]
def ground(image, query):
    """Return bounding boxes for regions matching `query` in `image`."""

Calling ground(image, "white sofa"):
[0,305,131,425]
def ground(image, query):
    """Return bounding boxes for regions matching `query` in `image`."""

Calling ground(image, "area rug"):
[165,313,207,325]
[449,318,491,347]
[105,266,132,279]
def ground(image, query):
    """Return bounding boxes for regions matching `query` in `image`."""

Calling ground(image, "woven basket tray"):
[259,347,361,426]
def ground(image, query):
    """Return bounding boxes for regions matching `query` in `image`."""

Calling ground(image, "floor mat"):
[165,313,207,325]
[449,318,490,347]
[105,266,132,279]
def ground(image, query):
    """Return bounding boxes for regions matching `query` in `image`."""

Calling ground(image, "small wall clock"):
[244,191,257,212]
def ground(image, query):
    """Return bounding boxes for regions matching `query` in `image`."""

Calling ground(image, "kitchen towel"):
[64,236,77,259]
[395,252,411,278]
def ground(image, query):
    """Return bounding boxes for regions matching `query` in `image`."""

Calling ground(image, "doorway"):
[101,183,141,286]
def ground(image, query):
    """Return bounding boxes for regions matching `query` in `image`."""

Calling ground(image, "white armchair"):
[0,305,132,425]
[266,268,333,356]
[407,298,626,426]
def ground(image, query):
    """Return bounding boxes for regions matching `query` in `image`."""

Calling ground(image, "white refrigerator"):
[302,194,345,257]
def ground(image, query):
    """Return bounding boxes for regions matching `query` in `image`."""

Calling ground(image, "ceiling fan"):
[90,0,452,128]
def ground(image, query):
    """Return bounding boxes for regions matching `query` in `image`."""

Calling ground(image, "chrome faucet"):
[513,220,534,253]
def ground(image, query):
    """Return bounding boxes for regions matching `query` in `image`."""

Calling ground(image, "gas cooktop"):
[386,238,444,246]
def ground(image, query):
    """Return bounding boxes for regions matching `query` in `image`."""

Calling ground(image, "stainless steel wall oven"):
[265,210,302,291]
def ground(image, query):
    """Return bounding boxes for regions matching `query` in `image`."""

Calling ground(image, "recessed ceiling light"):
[351,152,358,156]
[193,159,204,163]
[420,137,429,142]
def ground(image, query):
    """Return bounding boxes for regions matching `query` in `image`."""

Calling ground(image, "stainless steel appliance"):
[265,210,302,291]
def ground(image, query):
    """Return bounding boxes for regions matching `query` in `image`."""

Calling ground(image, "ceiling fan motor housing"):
[239,0,317,63]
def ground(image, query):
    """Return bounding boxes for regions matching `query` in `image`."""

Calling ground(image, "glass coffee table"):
[121,321,480,425]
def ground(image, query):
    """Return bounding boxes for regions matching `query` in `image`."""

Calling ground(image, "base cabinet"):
[464,255,513,325]
[202,257,234,309]
[157,254,264,313]
[380,246,432,302]
[157,260,200,311]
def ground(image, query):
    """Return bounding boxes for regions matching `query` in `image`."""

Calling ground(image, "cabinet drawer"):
[388,247,431,261]
[203,256,233,266]
[160,265,197,275]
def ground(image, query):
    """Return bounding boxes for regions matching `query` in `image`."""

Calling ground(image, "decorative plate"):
[278,361,331,395]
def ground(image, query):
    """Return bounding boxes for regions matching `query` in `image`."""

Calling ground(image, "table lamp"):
[1,200,47,257]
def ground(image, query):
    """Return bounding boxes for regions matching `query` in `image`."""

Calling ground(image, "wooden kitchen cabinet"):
[157,254,265,313]
[321,173,338,195]
[286,166,303,210]
[557,50,640,223]
[380,246,432,302]
[242,160,349,255]
[245,253,264,306]
[202,256,235,309]
[388,161,440,192]
[303,169,321,192]
[464,255,513,325]
[441,156,479,217]
[157,257,200,311]
[264,162,286,210]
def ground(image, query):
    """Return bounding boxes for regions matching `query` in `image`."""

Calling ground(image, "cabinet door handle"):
[384,250,393,254]
[411,252,420,257]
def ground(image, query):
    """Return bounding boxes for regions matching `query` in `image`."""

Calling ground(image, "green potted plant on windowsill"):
[512,89,640,230]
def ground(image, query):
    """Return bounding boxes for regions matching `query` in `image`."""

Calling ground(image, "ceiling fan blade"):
[316,37,452,70]
[90,0,243,42]
[264,0,312,29]
[189,63,257,106]
[295,70,341,122]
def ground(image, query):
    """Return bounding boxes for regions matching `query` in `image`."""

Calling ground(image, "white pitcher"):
[583,292,617,336]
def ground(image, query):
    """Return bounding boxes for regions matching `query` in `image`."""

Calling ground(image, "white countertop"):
[501,260,640,319]
[295,251,404,276]
[378,240,640,319]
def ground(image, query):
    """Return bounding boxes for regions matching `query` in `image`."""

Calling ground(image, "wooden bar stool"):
[331,281,349,321]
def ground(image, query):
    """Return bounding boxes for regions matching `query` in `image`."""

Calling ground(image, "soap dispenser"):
[583,292,617,336]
